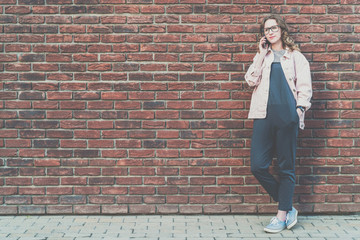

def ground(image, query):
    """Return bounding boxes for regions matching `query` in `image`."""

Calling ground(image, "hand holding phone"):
[263,36,270,49]
[259,36,270,54]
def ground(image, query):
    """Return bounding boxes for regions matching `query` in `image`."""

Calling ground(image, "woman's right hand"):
[259,36,269,55]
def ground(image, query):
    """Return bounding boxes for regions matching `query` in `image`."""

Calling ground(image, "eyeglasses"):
[264,25,280,34]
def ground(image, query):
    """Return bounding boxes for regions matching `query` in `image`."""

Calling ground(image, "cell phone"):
[262,36,270,49]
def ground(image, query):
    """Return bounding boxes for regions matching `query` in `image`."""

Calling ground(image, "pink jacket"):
[245,48,312,130]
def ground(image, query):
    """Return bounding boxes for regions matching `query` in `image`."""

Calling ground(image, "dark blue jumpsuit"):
[250,60,299,212]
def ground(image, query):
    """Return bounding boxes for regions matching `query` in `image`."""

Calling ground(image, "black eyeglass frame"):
[264,25,280,34]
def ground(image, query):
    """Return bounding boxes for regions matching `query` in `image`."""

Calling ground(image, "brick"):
[73,187,100,195]
[244,5,271,13]
[328,176,354,184]
[299,176,327,185]
[34,159,60,167]
[102,168,127,176]
[74,205,101,214]
[19,206,46,214]
[129,167,155,176]
[89,177,114,185]
[129,186,155,195]
[167,177,189,185]
[191,140,217,148]
[6,177,33,185]
[47,206,73,214]
[19,188,45,195]
[313,185,339,194]
[340,185,360,193]
[180,167,202,176]
[204,187,229,194]
[129,205,155,214]
[89,196,115,204]
[204,205,231,213]
[62,159,89,167]
[33,177,59,186]
[179,205,202,214]
[156,149,178,158]
[128,150,155,158]
[5,196,31,205]
[0,206,18,214]
[327,195,352,203]
[116,177,142,185]
[204,167,230,176]
[218,177,244,185]
[46,187,73,195]
[102,205,128,214]
[189,196,215,204]
[157,205,179,214]
[190,177,215,185]
[0,187,18,195]
[144,196,165,204]
[0,168,18,176]
[157,168,178,176]
[143,121,166,129]
[143,140,166,148]
[61,177,87,186]
[33,196,58,205]
[60,195,86,205]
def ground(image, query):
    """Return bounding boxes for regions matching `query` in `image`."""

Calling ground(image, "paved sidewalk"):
[0,215,359,240]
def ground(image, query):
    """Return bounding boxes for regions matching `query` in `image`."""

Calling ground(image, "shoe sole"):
[264,227,286,233]
[287,210,298,229]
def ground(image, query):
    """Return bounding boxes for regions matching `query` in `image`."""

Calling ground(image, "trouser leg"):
[275,121,298,211]
[250,118,279,202]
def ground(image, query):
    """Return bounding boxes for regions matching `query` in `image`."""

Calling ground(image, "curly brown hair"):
[259,15,300,52]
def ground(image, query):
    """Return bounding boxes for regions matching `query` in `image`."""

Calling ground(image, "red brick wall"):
[1,1,359,215]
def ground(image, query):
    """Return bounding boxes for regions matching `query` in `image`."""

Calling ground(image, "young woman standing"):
[244,15,312,233]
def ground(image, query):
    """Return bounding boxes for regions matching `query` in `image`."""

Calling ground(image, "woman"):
[244,15,312,233]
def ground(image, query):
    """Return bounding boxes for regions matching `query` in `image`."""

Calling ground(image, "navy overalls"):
[250,57,299,212]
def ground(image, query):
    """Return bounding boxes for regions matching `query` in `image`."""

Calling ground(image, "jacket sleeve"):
[244,52,263,87]
[295,53,312,111]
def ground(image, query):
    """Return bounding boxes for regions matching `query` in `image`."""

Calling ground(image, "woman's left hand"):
[296,108,303,120]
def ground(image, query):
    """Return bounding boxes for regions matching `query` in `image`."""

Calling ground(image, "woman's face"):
[264,19,282,46]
